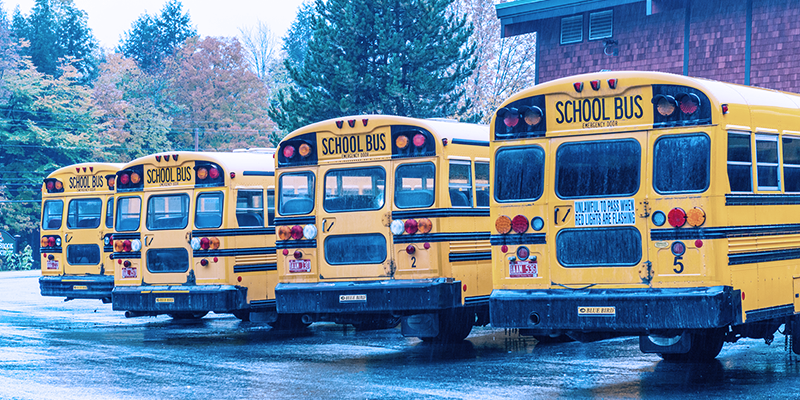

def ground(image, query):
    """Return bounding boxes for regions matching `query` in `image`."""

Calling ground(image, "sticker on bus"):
[510,260,538,278]
[574,198,636,227]
[155,297,174,303]
[121,266,137,279]
[46,260,59,270]
[339,294,367,303]
[289,259,311,273]
[577,306,616,317]
[72,285,88,291]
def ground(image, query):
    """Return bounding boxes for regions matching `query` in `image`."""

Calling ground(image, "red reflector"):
[362,119,369,126]
[573,82,584,92]
[413,134,426,147]
[335,120,343,129]
[501,245,508,253]
[117,259,122,264]
[213,257,218,263]
[721,104,729,114]
[667,208,687,228]
[282,249,289,256]
[155,155,161,162]
[290,225,303,240]
[283,146,295,159]
[230,172,235,179]
[172,154,178,161]
[237,276,242,282]
[406,245,415,254]
[209,167,220,179]
[404,219,418,234]
[462,284,467,292]
[607,78,617,89]
[75,168,80,173]
[200,237,210,250]
[695,239,703,248]
[89,167,93,172]
[423,242,430,250]
[293,250,302,259]
[590,80,600,90]
[348,119,356,128]
[511,215,529,233]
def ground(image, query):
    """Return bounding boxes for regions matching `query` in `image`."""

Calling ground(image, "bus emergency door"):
[141,188,194,285]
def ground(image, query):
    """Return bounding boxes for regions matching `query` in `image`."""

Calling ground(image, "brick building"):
[496,0,800,92]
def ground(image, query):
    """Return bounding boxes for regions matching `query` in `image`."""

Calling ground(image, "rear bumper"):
[112,285,247,314]
[275,278,463,315]
[39,275,114,299]
[490,286,740,333]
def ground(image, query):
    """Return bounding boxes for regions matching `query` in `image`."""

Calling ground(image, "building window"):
[589,10,613,40]
[560,15,583,44]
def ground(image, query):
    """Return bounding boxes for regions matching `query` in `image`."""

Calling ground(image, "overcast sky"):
[2,0,309,49]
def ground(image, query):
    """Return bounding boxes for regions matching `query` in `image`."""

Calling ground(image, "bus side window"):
[475,162,489,207]
[105,198,114,229]
[394,163,435,209]
[195,192,223,229]
[42,200,64,230]
[237,190,264,228]
[783,136,800,192]
[755,134,780,191]
[448,160,472,207]
[267,190,275,227]
[727,131,753,192]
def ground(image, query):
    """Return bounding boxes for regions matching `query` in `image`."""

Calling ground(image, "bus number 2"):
[673,256,684,274]
[411,257,416,268]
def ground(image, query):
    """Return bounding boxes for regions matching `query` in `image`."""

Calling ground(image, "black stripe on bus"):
[249,299,277,308]
[728,248,800,265]
[450,138,490,147]
[111,233,141,240]
[464,295,491,306]
[651,223,800,241]
[103,245,113,252]
[274,216,316,225]
[111,251,141,259]
[242,171,275,176]
[192,227,275,237]
[233,264,277,273]
[392,208,490,219]
[449,252,491,262]
[40,247,62,254]
[745,304,794,322]
[193,247,276,258]
[490,233,547,246]
[726,193,800,206]
[393,232,490,244]
[276,239,317,249]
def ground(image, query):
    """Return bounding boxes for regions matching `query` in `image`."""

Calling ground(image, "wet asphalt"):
[1,270,799,400]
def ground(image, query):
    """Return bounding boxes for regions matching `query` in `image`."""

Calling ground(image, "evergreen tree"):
[282,1,315,70]
[0,0,20,100]
[119,0,196,73]
[270,0,476,132]
[11,0,98,82]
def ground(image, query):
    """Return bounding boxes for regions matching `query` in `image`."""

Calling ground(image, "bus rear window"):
[394,162,435,209]
[556,139,640,198]
[147,194,189,230]
[195,192,223,229]
[324,167,386,212]
[42,200,63,230]
[494,146,544,202]
[653,134,710,193]
[116,197,141,232]
[67,198,102,229]
[279,172,315,215]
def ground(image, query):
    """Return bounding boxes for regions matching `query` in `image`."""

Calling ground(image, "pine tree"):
[119,0,197,73]
[270,0,476,132]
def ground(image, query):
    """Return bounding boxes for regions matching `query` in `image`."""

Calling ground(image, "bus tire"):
[659,329,725,362]
[268,315,310,331]
[232,310,250,322]
[420,308,474,343]
[168,312,208,320]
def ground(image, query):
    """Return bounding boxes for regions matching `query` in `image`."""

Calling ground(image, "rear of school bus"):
[489,71,800,361]
[112,151,277,320]
[274,115,492,341]
[40,163,123,302]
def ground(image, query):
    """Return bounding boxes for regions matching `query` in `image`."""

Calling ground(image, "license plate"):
[289,259,311,273]
[510,260,538,278]
[46,260,59,270]
[121,266,137,279]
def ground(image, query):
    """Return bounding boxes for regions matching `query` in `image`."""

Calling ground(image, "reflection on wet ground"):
[2,270,800,399]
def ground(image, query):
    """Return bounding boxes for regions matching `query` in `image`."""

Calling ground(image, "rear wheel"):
[168,312,208,320]
[232,310,250,322]
[268,314,310,331]
[420,308,475,343]
[659,329,725,362]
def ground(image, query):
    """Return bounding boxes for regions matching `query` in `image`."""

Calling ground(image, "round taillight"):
[303,224,317,240]
[190,237,201,250]
[695,239,704,248]
[48,236,56,247]
[652,210,666,227]
[390,220,404,235]
[501,245,509,253]
[404,219,418,234]
[120,174,130,185]
[531,217,544,231]
[290,225,303,240]
[123,260,131,267]
[197,167,208,180]
[41,237,49,247]
[293,250,302,259]
[671,241,686,256]
[277,226,292,241]
[209,237,220,250]
[413,133,426,147]
[396,135,409,149]
[123,240,132,252]
[299,143,311,157]
[200,259,209,267]
[417,218,432,234]
[54,180,63,190]
[130,173,141,184]
[656,95,677,116]
[283,145,296,159]
[406,245,416,254]
[523,107,542,126]
[107,177,115,188]
[680,93,700,115]
[130,239,142,252]
[503,113,519,128]
[114,240,124,252]
[200,237,210,250]
[667,208,686,228]
[46,181,54,191]
[208,167,220,180]
[686,207,706,227]
[511,215,529,233]
[237,276,242,282]
[516,246,530,260]
[496,215,512,234]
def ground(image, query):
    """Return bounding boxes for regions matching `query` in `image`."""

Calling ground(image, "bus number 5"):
[673,256,684,274]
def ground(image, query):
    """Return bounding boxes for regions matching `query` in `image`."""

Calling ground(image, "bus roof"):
[121,151,276,173]
[283,115,488,143]
[46,162,125,179]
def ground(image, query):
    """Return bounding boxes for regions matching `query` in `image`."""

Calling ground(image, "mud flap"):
[401,313,439,338]
[639,332,692,354]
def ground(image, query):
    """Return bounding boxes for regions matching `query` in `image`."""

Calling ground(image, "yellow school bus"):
[39,162,123,302]
[111,150,281,321]
[489,71,800,360]
[274,115,492,341]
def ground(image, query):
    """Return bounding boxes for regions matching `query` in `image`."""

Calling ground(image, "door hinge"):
[639,200,650,218]
[639,260,653,285]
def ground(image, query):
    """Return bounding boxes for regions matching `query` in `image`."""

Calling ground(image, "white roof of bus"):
[121,151,276,173]
[46,162,125,178]
[283,115,489,142]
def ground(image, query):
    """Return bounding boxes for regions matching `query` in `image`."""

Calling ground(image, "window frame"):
[42,200,64,231]
[589,9,613,41]
[755,133,780,191]
[115,196,142,232]
[448,159,473,208]
[474,161,490,208]
[727,131,753,193]
[394,162,436,209]
[236,189,265,228]
[194,191,224,229]
[322,166,387,213]
[278,171,316,216]
[652,133,711,195]
[560,14,583,45]
[105,198,114,229]
[146,193,190,231]
[782,134,800,193]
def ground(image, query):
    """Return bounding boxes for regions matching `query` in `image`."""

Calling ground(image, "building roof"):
[496,0,643,37]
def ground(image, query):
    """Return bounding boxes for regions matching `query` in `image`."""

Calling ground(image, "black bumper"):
[39,275,114,299]
[275,278,462,315]
[490,286,740,333]
[112,285,247,314]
